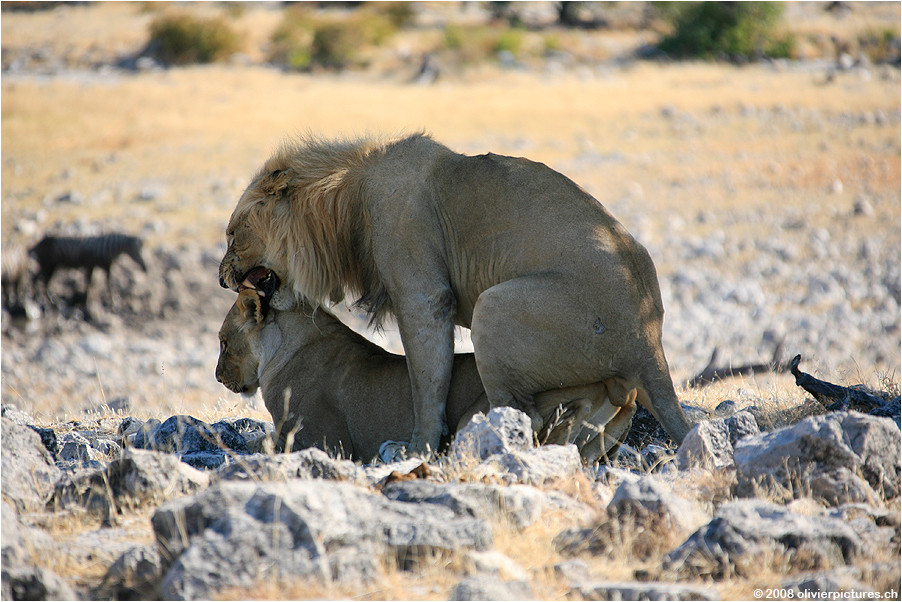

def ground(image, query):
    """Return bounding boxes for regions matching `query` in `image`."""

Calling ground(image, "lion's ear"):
[236,289,265,324]
[258,169,290,196]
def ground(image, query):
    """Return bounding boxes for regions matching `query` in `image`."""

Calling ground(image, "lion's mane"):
[229,134,422,323]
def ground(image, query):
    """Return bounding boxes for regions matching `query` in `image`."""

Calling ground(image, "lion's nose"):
[219,275,228,288]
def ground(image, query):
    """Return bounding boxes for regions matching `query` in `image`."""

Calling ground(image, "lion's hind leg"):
[534,384,604,446]
[471,273,690,446]
[471,274,620,425]
[534,377,637,462]
[577,400,635,465]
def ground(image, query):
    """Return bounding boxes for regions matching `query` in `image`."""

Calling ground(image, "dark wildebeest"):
[29,233,147,306]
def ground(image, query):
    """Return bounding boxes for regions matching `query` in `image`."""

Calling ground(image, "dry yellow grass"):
[17,506,157,592]
[3,56,899,247]
[4,63,899,259]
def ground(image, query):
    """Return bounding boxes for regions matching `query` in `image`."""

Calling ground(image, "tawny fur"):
[216,290,636,462]
[220,133,691,453]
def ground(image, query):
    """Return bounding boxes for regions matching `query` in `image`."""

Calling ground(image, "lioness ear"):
[247,293,265,324]
[258,169,290,197]
[236,289,265,324]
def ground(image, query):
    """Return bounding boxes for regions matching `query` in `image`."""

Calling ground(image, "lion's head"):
[219,136,388,312]
[215,289,267,396]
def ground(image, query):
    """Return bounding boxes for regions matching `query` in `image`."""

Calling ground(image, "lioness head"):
[215,289,267,396]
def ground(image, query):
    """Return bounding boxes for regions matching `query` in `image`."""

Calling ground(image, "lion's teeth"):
[241,279,257,290]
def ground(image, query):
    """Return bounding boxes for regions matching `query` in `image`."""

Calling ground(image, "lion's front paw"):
[378,440,410,463]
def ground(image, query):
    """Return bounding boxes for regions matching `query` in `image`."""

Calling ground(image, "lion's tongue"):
[238,267,270,293]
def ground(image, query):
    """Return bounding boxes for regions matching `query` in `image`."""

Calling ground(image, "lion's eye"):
[220,340,228,353]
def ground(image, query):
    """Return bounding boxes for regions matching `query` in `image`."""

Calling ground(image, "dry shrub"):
[683,531,899,600]
[541,470,600,506]
[442,24,524,64]
[488,513,580,599]
[21,509,155,584]
[311,20,370,70]
[379,2,416,30]
[555,507,688,564]
[874,368,900,400]
[739,459,897,508]
[667,542,836,583]
[671,467,737,514]
[268,6,398,71]
[148,13,241,66]
[856,26,902,63]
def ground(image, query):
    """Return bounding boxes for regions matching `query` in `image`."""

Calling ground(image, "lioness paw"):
[378,440,410,464]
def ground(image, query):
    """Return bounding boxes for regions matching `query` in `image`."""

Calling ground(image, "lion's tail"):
[637,357,693,444]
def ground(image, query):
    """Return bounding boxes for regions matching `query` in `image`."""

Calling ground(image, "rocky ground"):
[2,403,900,600]
[1,2,900,600]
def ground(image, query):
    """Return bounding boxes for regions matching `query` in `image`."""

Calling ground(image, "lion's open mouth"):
[237,267,280,298]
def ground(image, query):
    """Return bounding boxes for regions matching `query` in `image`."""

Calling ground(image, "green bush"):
[269,7,316,69]
[442,24,525,64]
[443,24,465,50]
[657,2,791,61]
[148,13,240,66]
[543,33,562,54]
[494,28,524,56]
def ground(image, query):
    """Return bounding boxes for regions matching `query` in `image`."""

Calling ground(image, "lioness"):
[216,284,636,462]
[219,134,691,454]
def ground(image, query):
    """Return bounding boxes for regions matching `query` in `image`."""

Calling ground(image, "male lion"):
[216,284,636,462]
[219,134,691,454]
